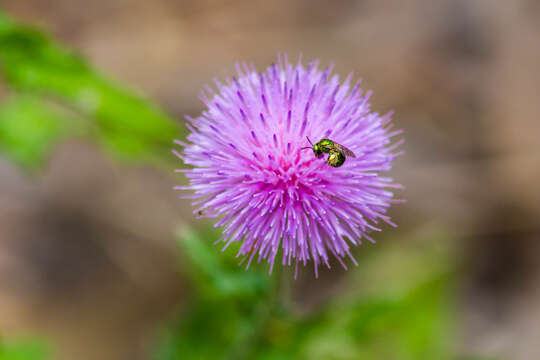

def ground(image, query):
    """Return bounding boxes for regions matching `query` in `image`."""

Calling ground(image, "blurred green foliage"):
[0,11,182,170]
[0,339,47,360]
[155,227,459,360]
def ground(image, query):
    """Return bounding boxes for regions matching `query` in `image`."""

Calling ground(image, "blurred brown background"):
[1,0,539,359]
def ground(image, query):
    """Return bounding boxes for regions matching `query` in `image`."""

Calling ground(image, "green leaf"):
[296,230,458,360]
[175,226,271,299]
[0,11,182,167]
[0,339,48,360]
[0,96,81,169]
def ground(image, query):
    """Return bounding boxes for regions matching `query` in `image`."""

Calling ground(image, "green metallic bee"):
[302,137,356,167]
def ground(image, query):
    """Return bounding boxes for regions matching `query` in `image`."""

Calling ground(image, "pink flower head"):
[174,55,403,277]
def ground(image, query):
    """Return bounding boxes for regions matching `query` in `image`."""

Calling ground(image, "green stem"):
[224,266,291,360]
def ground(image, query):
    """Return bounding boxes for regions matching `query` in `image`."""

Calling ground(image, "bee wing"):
[333,143,356,158]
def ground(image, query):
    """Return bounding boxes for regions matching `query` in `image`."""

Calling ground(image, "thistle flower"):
[174,55,402,277]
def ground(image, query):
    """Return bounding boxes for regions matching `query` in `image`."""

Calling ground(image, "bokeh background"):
[1,1,539,359]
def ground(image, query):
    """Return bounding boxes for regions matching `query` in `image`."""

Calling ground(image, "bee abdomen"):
[327,150,346,167]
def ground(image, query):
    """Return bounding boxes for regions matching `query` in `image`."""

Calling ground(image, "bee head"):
[302,136,323,157]
[312,144,323,157]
